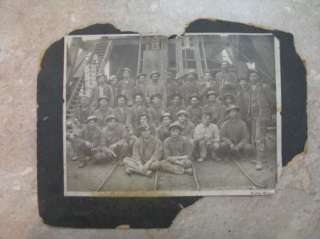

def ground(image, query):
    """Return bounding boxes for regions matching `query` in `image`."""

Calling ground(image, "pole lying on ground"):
[96,161,121,191]
[192,162,201,191]
[231,158,266,188]
[153,170,159,191]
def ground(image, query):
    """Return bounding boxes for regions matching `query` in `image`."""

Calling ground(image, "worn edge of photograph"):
[63,33,282,197]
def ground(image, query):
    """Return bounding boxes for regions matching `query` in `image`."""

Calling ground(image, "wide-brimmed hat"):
[123,67,132,73]
[138,111,150,119]
[96,72,105,78]
[150,93,162,100]
[136,73,147,79]
[170,92,182,99]
[133,92,145,98]
[207,89,218,97]
[189,93,200,101]
[184,69,198,79]
[225,104,240,114]
[86,115,98,123]
[150,71,160,78]
[161,112,172,120]
[221,93,235,101]
[202,110,212,118]
[117,94,128,101]
[176,110,189,117]
[97,96,110,102]
[105,114,118,123]
[169,122,182,131]
[109,74,118,80]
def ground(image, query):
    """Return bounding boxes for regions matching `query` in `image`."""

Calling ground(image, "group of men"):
[67,62,276,176]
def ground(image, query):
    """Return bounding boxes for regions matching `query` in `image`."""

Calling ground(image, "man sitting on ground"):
[76,115,102,168]
[123,125,162,176]
[155,122,193,175]
[100,115,129,161]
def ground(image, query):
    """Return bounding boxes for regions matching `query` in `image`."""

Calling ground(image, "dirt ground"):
[66,153,277,193]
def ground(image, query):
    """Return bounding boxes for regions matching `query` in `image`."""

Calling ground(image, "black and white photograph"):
[64,33,281,196]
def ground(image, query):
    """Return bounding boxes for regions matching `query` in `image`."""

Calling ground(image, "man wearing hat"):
[149,93,165,127]
[186,93,203,125]
[90,73,114,110]
[200,71,220,98]
[113,94,132,128]
[215,61,238,96]
[92,96,115,127]
[247,71,276,170]
[175,110,195,139]
[100,115,129,161]
[154,122,193,175]
[237,77,251,124]
[108,74,122,107]
[123,125,163,176]
[75,96,91,125]
[193,111,220,162]
[77,115,103,168]
[166,69,182,101]
[119,67,134,105]
[131,92,150,130]
[132,73,147,97]
[182,69,201,105]
[136,112,156,136]
[167,93,185,121]
[146,71,166,105]
[219,93,237,126]
[219,105,253,160]
[156,112,172,141]
[203,89,224,124]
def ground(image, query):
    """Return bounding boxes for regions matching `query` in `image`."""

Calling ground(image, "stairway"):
[66,77,84,120]
[66,39,112,120]
[94,39,110,64]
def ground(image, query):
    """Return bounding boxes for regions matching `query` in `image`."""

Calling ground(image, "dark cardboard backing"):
[37,19,307,228]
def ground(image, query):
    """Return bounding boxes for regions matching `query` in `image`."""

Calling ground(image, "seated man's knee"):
[183,159,192,168]
[244,144,254,156]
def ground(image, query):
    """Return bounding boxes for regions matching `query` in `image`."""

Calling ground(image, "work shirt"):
[163,136,192,159]
[202,102,224,124]
[80,125,102,147]
[146,81,166,100]
[92,107,115,127]
[175,120,195,138]
[215,70,238,95]
[119,79,135,104]
[156,124,171,142]
[114,106,132,127]
[149,105,165,127]
[193,123,220,142]
[167,104,185,121]
[220,118,249,146]
[101,123,126,147]
[90,83,114,108]
[187,105,203,125]
[132,136,163,164]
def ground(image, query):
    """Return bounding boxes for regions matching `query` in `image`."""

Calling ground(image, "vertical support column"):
[136,35,142,75]
[201,36,208,72]
[193,36,203,78]
[175,36,183,74]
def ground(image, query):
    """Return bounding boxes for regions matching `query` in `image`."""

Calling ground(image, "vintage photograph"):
[63,33,281,196]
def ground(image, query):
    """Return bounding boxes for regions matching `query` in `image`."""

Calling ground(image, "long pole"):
[96,161,121,191]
